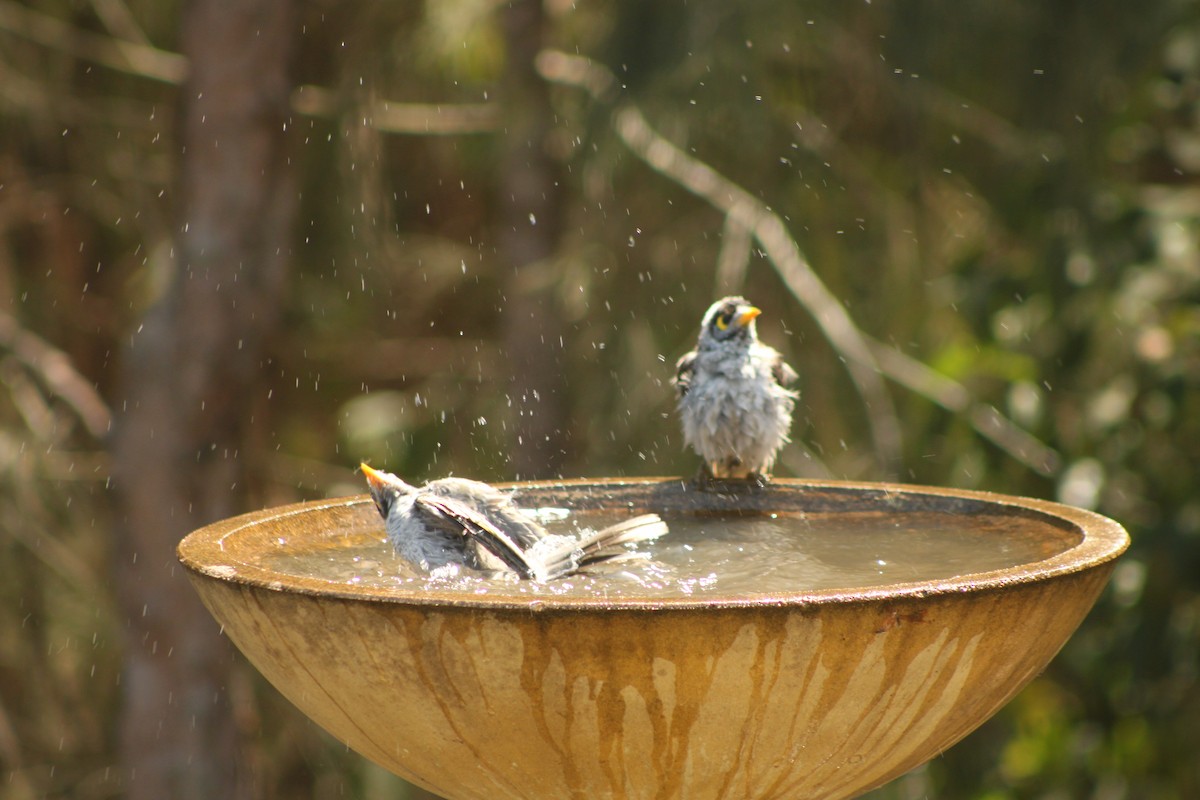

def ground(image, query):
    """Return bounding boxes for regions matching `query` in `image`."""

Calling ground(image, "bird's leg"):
[693,461,746,492]
[694,461,769,493]
[721,457,755,481]
[693,461,717,491]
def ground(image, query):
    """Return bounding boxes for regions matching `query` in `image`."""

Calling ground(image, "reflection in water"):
[258,509,1071,599]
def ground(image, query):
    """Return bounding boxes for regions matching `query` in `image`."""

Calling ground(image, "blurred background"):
[2,0,1198,797]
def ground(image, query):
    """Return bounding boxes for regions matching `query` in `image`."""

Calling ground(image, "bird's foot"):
[692,464,719,492]
[747,471,772,489]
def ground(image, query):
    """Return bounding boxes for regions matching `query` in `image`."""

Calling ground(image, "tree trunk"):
[109,0,296,797]
[498,0,570,479]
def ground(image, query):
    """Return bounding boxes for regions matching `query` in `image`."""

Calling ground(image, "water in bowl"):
[256,507,1073,600]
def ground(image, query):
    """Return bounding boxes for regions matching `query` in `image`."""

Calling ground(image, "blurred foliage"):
[1,0,1199,797]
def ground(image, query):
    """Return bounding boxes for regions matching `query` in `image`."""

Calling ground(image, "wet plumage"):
[360,464,667,581]
[674,296,798,482]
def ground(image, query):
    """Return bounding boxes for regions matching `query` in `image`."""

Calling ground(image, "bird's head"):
[698,296,762,347]
[359,463,414,519]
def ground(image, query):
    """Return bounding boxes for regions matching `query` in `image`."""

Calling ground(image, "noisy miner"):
[674,296,799,483]
[360,464,668,581]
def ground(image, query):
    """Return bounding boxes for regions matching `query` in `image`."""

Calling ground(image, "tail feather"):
[532,514,668,580]
[578,514,669,556]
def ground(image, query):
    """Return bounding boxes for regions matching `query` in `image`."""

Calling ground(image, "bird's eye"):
[714,312,732,331]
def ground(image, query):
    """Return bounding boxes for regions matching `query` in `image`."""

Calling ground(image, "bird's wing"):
[674,351,696,398]
[484,493,547,549]
[414,494,542,579]
[773,353,799,387]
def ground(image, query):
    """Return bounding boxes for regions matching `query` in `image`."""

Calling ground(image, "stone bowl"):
[177,478,1128,800]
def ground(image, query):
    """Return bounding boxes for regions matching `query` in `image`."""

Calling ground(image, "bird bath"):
[177,478,1128,800]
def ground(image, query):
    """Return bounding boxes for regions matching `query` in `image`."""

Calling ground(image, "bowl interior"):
[179,477,1124,609]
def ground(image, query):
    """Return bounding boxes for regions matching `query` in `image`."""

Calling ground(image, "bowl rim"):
[176,477,1130,611]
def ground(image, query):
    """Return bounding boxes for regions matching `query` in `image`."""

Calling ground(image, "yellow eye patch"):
[715,312,733,330]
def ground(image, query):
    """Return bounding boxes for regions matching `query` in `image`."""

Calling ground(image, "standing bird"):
[674,296,799,483]
[360,464,668,581]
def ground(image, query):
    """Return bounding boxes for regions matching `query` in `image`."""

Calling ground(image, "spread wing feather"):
[773,353,798,387]
[674,351,696,399]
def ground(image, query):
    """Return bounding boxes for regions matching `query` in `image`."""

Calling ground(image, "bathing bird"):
[360,464,668,581]
[674,296,798,484]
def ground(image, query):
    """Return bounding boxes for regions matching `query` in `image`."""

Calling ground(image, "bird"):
[359,463,668,581]
[673,296,799,484]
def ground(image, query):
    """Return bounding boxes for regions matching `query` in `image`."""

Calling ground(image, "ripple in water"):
[255,508,1072,600]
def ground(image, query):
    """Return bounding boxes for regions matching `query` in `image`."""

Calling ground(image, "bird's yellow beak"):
[360,462,386,491]
[736,306,762,327]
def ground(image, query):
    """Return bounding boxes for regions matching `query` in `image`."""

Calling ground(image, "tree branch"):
[0,313,110,438]
[291,84,499,135]
[0,0,185,83]
[866,339,1061,476]
[0,2,499,134]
